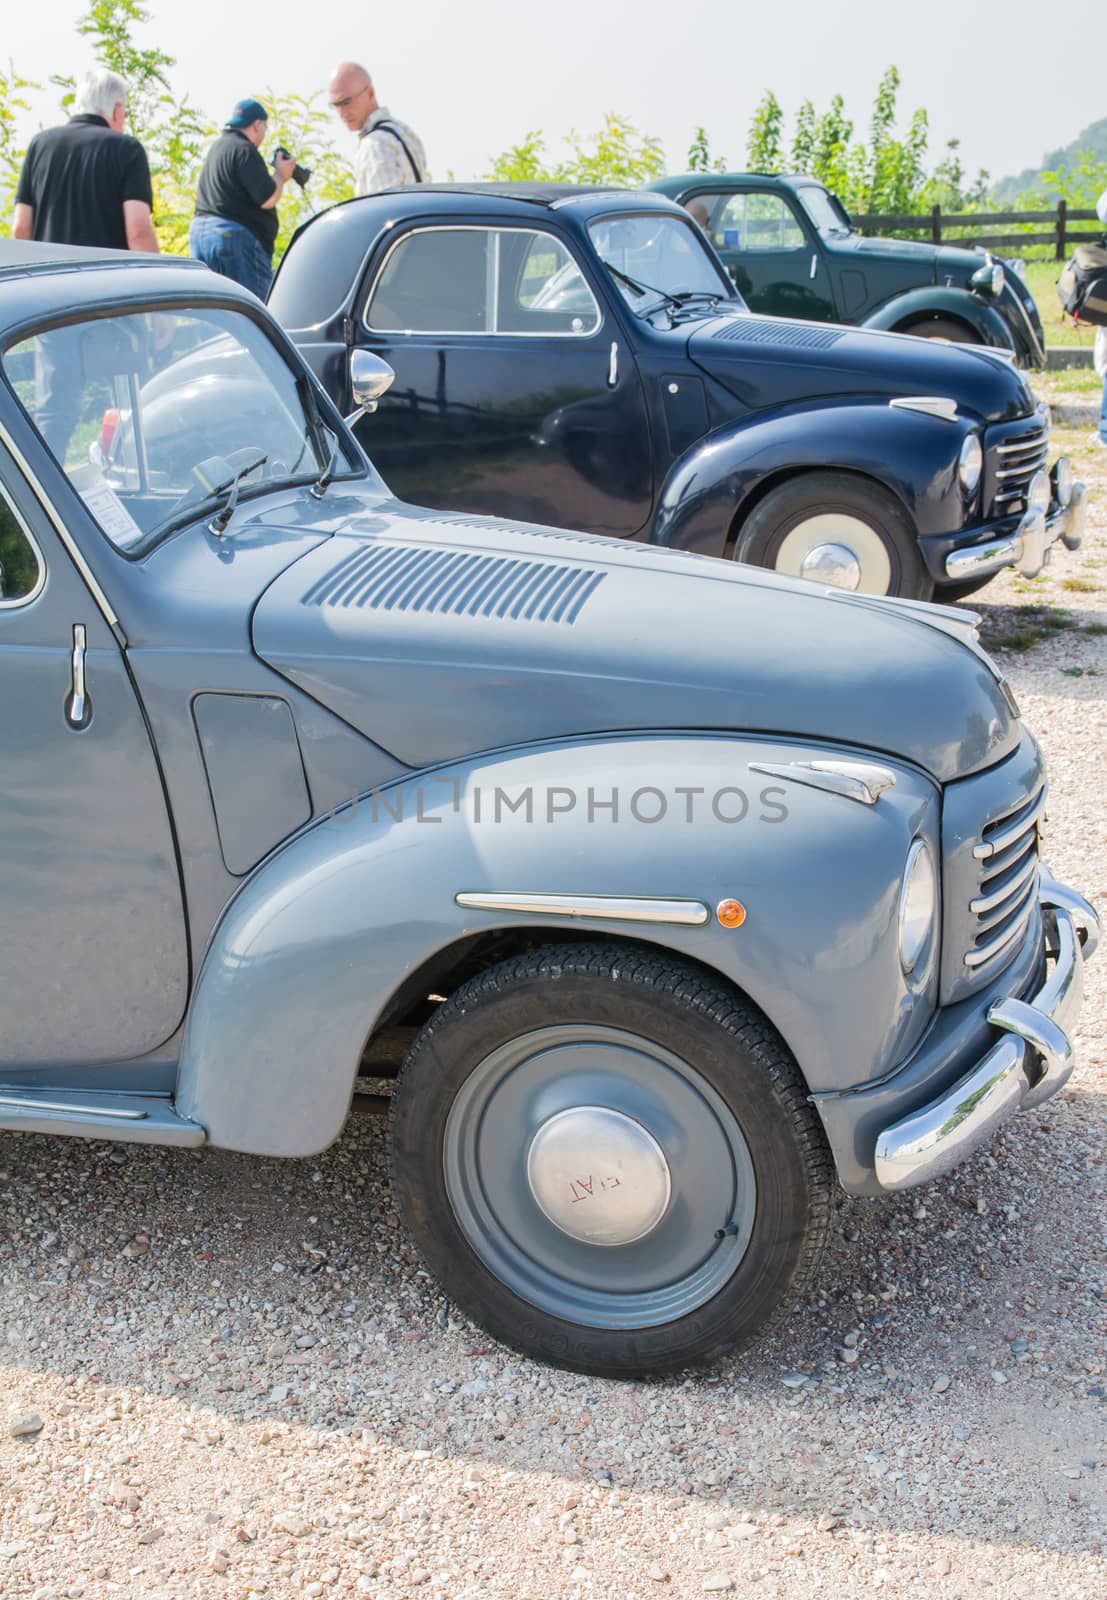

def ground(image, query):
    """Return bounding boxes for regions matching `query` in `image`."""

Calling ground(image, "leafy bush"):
[486,114,663,187]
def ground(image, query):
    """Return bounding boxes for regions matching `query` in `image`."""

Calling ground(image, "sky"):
[4,0,1103,189]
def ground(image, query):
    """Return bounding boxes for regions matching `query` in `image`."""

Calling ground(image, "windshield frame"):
[796,185,855,239]
[0,291,370,559]
[587,208,737,317]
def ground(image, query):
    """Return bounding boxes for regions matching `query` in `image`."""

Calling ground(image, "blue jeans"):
[1100,371,1107,444]
[189,215,273,299]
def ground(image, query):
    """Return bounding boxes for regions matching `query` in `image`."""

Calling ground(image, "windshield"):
[798,186,853,238]
[587,213,734,314]
[2,306,358,553]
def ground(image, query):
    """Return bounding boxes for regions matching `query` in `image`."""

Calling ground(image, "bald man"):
[327,62,426,196]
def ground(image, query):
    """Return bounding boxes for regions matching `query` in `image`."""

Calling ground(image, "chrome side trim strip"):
[0,1093,147,1120]
[455,892,710,926]
[749,759,896,807]
[0,419,120,629]
[889,396,958,421]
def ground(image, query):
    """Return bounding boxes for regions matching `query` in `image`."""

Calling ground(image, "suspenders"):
[371,120,424,183]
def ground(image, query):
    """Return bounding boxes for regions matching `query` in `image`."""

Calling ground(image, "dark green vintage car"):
[647,173,1046,368]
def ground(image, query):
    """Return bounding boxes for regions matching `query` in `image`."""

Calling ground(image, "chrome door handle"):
[608,341,619,387]
[66,623,91,728]
[810,253,818,280]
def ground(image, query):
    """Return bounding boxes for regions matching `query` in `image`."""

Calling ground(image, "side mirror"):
[346,350,395,426]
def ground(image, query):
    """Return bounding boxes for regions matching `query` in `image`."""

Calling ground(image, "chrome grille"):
[964,785,1044,970]
[984,415,1049,517]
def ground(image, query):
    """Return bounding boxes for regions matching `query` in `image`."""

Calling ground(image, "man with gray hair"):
[327,61,425,195]
[12,68,158,252]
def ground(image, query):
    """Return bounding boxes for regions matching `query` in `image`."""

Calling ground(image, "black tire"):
[389,943,833,1377]
[733,470,935,600]
[899,316,982,346]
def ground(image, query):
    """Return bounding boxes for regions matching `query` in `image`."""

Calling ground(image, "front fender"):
[650,400,971,559]
[175,734,937,1157]
[862,286,1014,351]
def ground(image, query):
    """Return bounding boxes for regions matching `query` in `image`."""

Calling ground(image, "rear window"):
[268,207,370,328]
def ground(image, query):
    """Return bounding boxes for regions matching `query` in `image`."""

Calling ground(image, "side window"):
[365,227,600,337]
[0,483,44,606]
[703,192,807,253]
[502,231,601,335]
[366,229,490,333]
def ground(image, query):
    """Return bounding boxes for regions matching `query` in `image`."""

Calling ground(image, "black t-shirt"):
[15,114,154,250]
[194,130,279,254]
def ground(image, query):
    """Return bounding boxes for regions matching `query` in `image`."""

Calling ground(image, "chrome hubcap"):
[526,1106,672,1246]
[798,540,863,590]
[774,511,893,595]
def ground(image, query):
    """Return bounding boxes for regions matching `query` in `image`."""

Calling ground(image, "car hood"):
[250,494,1018,783]
[687,310,1030,422]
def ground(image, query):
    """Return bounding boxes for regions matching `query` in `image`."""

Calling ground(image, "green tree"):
[746,90,784,172]
[687,125,727,174]
[0,63,37,229]
[790,100,816,175]
[486,114,663,186]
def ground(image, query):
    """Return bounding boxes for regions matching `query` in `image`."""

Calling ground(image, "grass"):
[1060,576,1101,592]
[978,604,1080,653]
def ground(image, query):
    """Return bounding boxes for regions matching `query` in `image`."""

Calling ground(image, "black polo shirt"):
[15,114,154,250]
[194,130,279,255]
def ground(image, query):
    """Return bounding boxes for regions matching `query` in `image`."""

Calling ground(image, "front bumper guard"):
[944,470,1086,584]
[874,871,1099,1191]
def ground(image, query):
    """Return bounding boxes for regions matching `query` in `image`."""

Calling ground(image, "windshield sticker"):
[71,467,145,550]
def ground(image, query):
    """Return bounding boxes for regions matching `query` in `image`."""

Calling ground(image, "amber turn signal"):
[716,898,746,929]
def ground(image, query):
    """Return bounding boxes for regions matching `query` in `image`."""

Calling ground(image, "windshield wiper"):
[602,259,681,312]
[209,450,268,535]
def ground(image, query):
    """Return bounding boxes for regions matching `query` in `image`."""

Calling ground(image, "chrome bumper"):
[944,471,1086,584]
[874,870,1099,1191]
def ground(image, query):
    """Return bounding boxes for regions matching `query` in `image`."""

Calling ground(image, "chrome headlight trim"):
[899,838,937,978]
[958,433,983,497]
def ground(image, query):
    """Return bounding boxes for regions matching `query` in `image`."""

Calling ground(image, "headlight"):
[971,260,1005,297]
[1053,456,1073,507]
[1027,469,1050,516]
[958,434,983,497]
[898,839,937,978]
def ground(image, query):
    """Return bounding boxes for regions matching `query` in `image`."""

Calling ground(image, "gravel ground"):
[2,424,1106,1600]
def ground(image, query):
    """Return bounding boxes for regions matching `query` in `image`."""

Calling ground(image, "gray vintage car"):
[0,240,1099,1376]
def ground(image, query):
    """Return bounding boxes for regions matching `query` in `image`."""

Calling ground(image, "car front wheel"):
[389,944,832,1376]
[732,471,935,600]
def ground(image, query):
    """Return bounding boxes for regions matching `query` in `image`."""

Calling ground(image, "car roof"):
[269,183,689,330]
[0,240,261,338]
[0,239,208,277]
[649,172,823,195]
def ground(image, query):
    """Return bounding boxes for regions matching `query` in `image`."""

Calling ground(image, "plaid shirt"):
[355,108,426,195]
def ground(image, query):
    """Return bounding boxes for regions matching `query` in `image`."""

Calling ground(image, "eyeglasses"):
[329,85,371,111]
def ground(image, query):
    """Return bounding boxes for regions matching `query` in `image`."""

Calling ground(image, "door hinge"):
[342,315,356,349]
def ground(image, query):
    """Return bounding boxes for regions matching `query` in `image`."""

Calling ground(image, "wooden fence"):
[850,202,1101,257]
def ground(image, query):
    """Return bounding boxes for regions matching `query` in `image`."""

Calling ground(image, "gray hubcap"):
[526,1105,673,1246]
[443,1025,757,1330]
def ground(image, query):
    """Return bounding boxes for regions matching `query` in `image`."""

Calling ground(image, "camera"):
[271,147,312,187]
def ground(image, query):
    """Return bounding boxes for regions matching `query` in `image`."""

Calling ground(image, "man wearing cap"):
[190,100,296,297]
[327,62,426,195]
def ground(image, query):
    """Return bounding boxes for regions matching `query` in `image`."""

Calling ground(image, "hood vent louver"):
[301,543,606,624]
[713,320,845,351]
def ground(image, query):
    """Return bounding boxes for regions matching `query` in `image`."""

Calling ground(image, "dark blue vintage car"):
[271,184,1083,601]
[647,172,1046,368]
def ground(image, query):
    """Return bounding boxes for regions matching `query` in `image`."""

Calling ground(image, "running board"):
[0,1089,205,1146]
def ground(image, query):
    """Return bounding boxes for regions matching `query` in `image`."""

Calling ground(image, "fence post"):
[1056,200,1067,261]
[931,205,941,244]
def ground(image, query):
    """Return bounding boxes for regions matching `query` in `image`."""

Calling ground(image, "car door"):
[0,447,189,1068]
[688,186,837,322]
[350,221,654,538]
